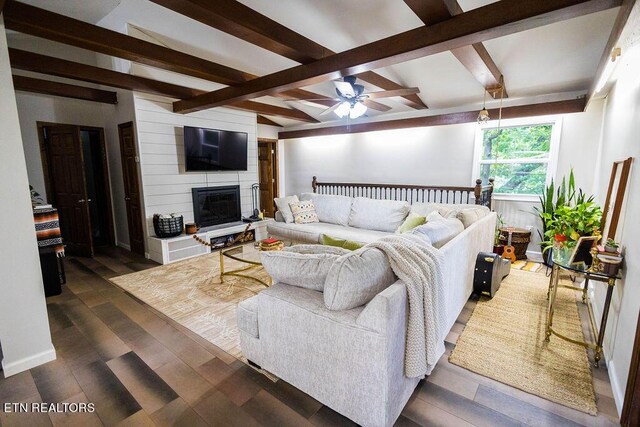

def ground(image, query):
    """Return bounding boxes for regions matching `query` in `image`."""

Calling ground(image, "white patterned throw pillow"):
[289,200,319,224]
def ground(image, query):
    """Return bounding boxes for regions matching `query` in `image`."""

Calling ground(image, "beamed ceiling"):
[3,0,627,133]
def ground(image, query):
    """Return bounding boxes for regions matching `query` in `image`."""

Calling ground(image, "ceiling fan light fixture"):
[349,102,367,119]
[335,101,351,118]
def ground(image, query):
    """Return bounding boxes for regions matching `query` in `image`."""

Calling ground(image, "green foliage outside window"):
[480,124,553,195]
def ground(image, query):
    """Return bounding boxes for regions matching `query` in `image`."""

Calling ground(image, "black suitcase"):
[473,252,511,298]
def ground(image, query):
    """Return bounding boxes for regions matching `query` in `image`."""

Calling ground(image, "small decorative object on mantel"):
[153,213,184,238]
[185,223,199,235]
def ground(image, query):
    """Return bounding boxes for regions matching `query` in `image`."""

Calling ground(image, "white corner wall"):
[132,93,259,256]
[0,15,56,377]
[589,41,640,414]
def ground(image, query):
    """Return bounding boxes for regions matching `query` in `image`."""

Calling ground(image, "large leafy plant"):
[543,202,602,243]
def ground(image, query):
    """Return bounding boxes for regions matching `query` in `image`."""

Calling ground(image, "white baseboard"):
[1,346,56,377]
[589,293,624,417]
[117,242,131,251]
[608,358,624,417]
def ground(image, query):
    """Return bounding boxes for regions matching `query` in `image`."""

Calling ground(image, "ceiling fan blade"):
[319,102,343,116]
[334,81,356,98]
[280,98,340,102]
[365,87,420,99]
[362,99,391,112]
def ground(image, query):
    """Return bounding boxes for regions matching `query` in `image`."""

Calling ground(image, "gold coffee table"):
[219,243,274,290]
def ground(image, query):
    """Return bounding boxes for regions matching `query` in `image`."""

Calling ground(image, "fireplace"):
[192,185,241,228]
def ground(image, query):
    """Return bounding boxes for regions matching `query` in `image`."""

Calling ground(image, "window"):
[473,117,561,198]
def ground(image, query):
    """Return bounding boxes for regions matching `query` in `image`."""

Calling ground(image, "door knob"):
[125,197,131,201]
[78,199,85,203]
[87,199,92,202]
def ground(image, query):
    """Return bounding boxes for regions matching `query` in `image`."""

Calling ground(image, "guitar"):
[503,228,517,263]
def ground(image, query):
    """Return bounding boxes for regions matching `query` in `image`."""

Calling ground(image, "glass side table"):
[545,247,621,367]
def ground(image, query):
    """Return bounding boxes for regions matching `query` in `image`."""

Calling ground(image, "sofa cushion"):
[348,197,410,232]
[261,247,344,291]
[237,296,259,338]
[410,203,440,218]
[290,200,319,224]
[274,195,299,223]
[396,212,426,233]
[324,247,396,311]
[456,206,490,228]
[321,234,364,251]
[267,221,391,244]
[300,193,352,226]
[410,217,464,248]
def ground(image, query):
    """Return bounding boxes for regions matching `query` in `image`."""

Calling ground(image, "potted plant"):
[604,238,619,253]
[493,214,505,255]
[541,201,602,263]
[534,169,596,265]
[29,185,43,207]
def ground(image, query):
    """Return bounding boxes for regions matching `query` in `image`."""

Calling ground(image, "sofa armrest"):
[356,282,406,334]
[274,211,285,222]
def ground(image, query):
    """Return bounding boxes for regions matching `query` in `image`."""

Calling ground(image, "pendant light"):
[477,87,490,124]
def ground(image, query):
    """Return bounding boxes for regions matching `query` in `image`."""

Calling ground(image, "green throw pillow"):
[321,234,364,251]
[396,212,426,233]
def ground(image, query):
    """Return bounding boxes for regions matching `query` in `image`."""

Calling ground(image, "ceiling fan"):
[287,76,420,119]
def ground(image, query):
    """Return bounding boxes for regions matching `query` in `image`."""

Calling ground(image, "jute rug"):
[449,268,597,415]
[110,244,270,364]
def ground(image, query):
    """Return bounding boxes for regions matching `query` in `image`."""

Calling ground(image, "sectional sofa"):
[237,193,496,426]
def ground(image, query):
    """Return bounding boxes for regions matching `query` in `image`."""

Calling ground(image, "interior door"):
[258,141,275,218]
[46,125,93,257]
[118,122,145,255]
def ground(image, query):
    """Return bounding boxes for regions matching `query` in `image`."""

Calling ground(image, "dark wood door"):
[47,125,93,257]
[118,122,145,255]
[258,141,276,218]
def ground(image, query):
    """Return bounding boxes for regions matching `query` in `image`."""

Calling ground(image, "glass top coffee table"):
[219,244,271,290]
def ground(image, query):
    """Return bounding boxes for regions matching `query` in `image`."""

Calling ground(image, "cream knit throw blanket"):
[369,234,446,378]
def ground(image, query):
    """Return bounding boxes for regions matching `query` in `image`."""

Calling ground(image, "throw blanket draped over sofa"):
[369,234,446,377]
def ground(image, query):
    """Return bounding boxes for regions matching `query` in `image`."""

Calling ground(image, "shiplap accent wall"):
[132,93,258,246]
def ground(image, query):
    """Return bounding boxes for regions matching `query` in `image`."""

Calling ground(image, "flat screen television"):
[184,126,248,171]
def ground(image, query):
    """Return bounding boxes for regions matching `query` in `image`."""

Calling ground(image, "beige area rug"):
[449,268,597,415]
[110,244,270,365]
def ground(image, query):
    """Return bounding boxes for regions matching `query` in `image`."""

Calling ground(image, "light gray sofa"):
[238,194,496,426]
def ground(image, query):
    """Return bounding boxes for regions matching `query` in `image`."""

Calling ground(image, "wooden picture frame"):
[568,235,599,267]
[601,157,633,241]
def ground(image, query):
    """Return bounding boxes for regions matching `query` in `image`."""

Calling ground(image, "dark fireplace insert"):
[192,185,241,228]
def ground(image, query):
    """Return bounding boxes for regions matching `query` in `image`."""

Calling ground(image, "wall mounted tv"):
[184,126,248,172]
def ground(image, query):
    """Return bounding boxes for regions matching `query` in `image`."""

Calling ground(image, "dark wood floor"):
[0,247,620,426]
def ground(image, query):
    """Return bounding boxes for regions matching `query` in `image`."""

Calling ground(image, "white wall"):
[132,93,259,255]
[15,92,111,200]
[283,106,604,252]
[0,16,56,376]
[589,38,640,414]
[101,90,137,249]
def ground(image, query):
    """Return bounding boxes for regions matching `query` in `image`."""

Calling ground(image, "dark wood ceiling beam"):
[8,49,318,123]
[279,98,586,139]
[173,0,619,113]
[12,75,118,104]
[2,0,334,110]
[404,0,508,98]
[586,0,636,107]
[148,0,426,109]
[3,0,252,85]
[257,116,283,127]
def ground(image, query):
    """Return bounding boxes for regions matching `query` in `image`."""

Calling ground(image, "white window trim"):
[471,115,562,201]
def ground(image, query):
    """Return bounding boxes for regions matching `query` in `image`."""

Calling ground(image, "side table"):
[545,248,620,367]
